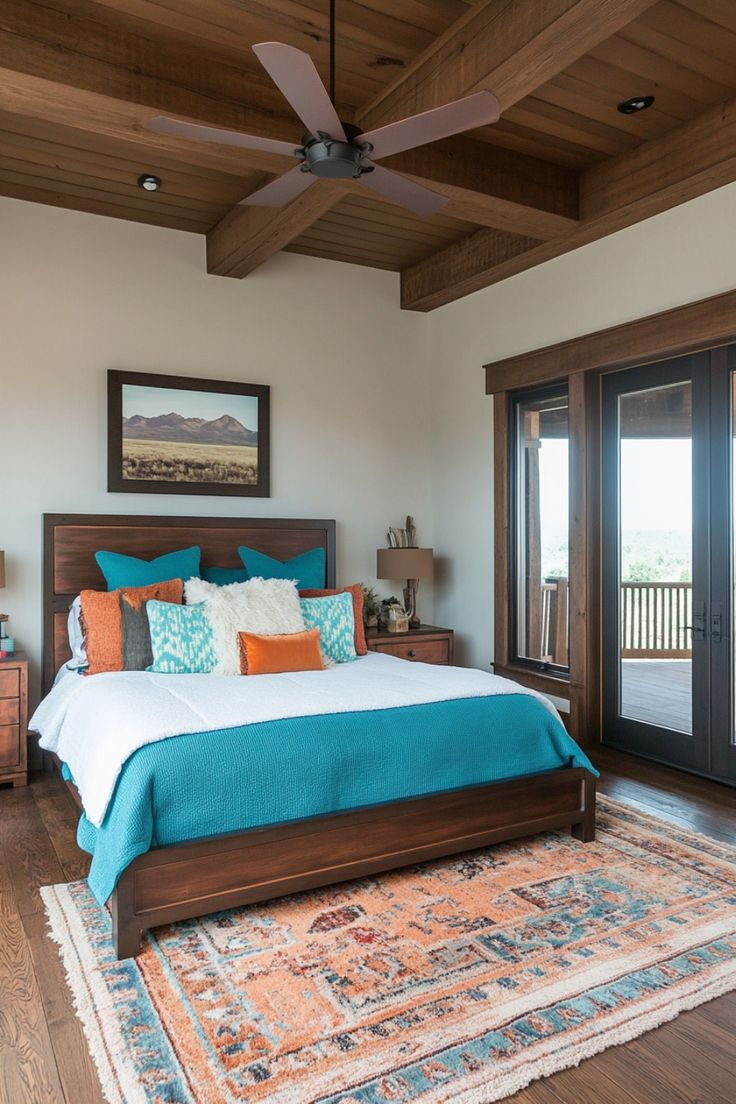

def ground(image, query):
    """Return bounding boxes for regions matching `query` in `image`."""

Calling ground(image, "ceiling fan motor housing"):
[301,129,371,179]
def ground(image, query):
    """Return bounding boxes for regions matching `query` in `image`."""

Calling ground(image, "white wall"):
[4,180,736,706]
[0,197,432,709]
[427,182,736,669]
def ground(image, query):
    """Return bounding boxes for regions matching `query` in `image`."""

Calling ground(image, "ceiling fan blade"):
[357,90,500,161]
[253,42,346,141]
[358,163,447,218]
[239,166,316,207]
[147,116,298,157]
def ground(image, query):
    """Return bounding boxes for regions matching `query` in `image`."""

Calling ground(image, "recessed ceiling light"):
[617,95,655,115]
[137,174,162,191]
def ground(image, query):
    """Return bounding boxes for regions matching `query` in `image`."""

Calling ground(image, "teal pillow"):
[300,592,357,664]
[201,566,248,586]
[95,546,201,590]
[147,600,217,674]
[238,546,325,590]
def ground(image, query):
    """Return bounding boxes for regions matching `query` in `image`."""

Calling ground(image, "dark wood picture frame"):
[108,369,270,497]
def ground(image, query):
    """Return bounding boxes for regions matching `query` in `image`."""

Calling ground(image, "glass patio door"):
[602,354,722,777]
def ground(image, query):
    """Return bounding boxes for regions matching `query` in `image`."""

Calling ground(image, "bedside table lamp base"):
[403,580,420,629]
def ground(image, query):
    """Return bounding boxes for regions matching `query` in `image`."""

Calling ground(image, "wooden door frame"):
[486,285,736,748]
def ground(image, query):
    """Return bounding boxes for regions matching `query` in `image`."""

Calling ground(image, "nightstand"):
[366,625,454,665]
[0,652,28,788]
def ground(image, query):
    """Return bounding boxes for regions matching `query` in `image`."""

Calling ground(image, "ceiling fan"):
[146,0,500,218]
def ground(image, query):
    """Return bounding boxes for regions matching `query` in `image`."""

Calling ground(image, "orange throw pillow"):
[239,629,324,675]
[80,579,183,675]
[299,584,367,655]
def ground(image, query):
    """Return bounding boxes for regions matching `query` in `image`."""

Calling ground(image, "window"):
[510,385,569,674]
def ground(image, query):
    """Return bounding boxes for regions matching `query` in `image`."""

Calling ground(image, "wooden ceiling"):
[2,1,736,308]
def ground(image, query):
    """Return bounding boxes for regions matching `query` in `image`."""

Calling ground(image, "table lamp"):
[377,546,434,629]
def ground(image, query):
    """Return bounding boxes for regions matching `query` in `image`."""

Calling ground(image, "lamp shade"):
[0,551,5,589]
[377,547,433,582]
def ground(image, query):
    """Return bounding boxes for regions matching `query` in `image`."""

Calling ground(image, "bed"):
[35,512,596,960]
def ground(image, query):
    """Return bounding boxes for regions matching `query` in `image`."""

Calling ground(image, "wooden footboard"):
[111,767,596,959]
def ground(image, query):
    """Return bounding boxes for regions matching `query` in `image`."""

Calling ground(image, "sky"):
[538,437,692,536]
[538,439,569,545]
[620,439,691,532]
[122,384,258,429]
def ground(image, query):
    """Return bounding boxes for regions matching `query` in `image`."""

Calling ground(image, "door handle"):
[685,602,707,642]
[711,605,722,643]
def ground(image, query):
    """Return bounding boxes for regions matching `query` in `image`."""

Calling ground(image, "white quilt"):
[31,652,556,829]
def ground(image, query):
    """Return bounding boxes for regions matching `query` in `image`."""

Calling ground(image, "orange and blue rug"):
[42,797,736,1103]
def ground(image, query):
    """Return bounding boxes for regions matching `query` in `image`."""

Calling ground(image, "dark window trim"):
[508,380,571,679]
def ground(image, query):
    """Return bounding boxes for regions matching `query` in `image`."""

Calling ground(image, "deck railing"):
[621,581,692,658]
[540,577,568,665]
[535,579,692,663]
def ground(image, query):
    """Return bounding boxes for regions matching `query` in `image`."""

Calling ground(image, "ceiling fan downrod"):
[329,0,336,107]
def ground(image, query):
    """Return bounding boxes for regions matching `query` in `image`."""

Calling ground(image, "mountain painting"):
[108,372,270,497]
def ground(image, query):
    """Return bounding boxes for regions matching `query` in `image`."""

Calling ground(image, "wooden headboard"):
[43,513,336,693]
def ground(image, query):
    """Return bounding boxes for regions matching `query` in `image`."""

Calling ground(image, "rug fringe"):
[40,886,126,1104]
[437,966,736,1103]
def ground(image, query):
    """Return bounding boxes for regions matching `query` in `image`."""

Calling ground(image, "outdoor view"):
[516,380,694,735]
[515,391,569,668]
[618,382,693,734]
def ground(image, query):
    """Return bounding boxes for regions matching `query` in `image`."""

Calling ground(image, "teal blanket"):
[70,695,596,905]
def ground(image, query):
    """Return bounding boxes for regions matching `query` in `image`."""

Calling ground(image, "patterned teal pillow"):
[300,592,357,664]
[147,600,217,674]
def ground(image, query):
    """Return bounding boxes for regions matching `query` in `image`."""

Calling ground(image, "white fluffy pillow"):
[184,577,306,675]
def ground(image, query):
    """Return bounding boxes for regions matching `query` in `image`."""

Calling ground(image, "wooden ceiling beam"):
[383,138,578,239]
[206,184,344,278]
[356,0,656,133]
[0,0,301,172]
[400,93,736,311]
[0,68,294,176]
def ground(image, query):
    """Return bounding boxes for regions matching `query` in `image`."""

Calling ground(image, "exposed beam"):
[0,2,580,241]
[384,138,578,239]
[357,0,655,133]
[401,95,736,311]
[0,69,295,176]
[206,184,343,278]
[0,1,302,171]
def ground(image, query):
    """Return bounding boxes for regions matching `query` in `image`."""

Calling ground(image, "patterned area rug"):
[42,797,736,1104]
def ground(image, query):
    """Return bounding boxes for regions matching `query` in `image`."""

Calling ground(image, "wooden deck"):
[1,752,735,1103]
[621,659,692,733]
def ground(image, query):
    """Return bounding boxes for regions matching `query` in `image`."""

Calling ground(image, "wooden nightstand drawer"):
[0,655,28,786]
[0,725,20,769]
[0,698,19,725]
[0,668,19,698]
[366,627,454,666]
[374,638,450,664]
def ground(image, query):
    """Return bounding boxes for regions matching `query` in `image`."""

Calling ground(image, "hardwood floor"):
[0,749,734,1104]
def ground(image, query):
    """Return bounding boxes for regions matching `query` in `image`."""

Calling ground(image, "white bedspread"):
[31,652,555,828]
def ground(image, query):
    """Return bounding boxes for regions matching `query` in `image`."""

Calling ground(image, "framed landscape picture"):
[107,370,270,497]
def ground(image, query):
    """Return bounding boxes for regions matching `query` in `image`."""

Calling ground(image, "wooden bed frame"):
[41,512,596,959]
